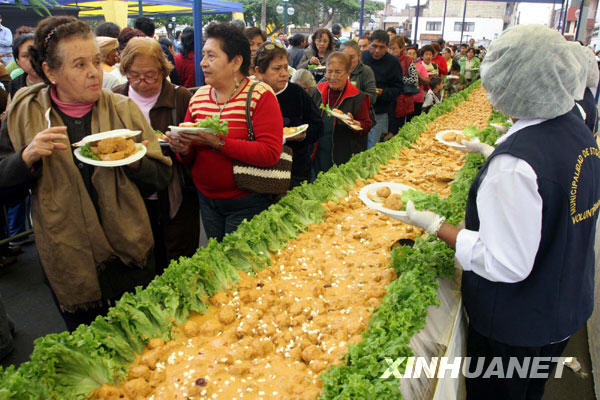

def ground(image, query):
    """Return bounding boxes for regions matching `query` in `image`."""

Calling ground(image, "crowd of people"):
[0,15,598,400]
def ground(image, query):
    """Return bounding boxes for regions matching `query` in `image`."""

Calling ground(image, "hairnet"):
[480,25,586,120]
[291,68,316,88]
[564,41,588,100]
[583,46,599,90]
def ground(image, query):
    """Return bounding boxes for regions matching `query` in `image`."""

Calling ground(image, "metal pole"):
[138,0,143,17]
[414,0,420,45]
[562,0,569,34]
[442,0,448,40]
[575,0,585,40]
[284,5,287,32]
[193,0,204,86]
[359,0,365,38]
[460,0,468,44]
[557,0,565,30]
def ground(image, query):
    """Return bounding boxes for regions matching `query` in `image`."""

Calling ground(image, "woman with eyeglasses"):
[297,28,334,70]
[166,22,283,242]
[313,52,373,174]
[113,37,200,274]
[253,42,323,187]
[0,16,172,330]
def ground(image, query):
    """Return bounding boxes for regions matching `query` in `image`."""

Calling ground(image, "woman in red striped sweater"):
[166,22,284,241]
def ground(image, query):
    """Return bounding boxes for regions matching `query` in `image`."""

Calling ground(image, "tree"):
[243,0,382,31]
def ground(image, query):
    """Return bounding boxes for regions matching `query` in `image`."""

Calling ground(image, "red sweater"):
[179,79,284,199]
[432,55,448,76]
[174,51,196,88]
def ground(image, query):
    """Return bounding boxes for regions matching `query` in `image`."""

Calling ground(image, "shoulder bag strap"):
[246,82,260,141]
[171,85,179,126]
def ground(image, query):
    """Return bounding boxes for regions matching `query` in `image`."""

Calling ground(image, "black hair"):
[430,76,442,88]
[369,30,389,45]
[332,24,342,36]
[386,27,397,34]
[95,22,120,38]
[181,26,194,58]
[13,33,34,61]
[205,22,251,76]
[175,30,181,39]
[289,33,305,47]
[450,62,461,73]
[404,36,412,46]
[310,28,334,54]
[29,16,92,85]
[158,37,173,48]
[467,47,476,55]
[421,44,435,56]
[231,19,246,32]
[134,17,155,37]
[244,27,267,43]
[460,43,468,48]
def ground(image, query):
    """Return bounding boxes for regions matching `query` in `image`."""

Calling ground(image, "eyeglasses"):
[127,71,160,83]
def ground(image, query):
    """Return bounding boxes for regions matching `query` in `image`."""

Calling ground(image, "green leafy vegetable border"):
[0,81,504,400]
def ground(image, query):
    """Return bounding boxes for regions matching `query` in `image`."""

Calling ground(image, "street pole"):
[562,0,569,34]
[261,0,267,31]
[414,0,420,45]
[575,0,585,40]
[442,0,448,40]
[460,0,468,44]
[193,0,204,86]
[359,0,365,38]
[557,0,565,30]
[138,0,143,17]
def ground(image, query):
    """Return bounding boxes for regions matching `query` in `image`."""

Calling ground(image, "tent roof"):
[17,0,242,17]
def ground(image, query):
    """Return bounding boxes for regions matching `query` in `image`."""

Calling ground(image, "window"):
[426,21,442,31]
[454,22,475,32]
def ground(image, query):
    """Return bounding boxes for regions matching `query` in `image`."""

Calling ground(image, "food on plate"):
[443,131,468,144]
[383,193,404,211]
[283,126,298,137]
[178,115,229,136]
[154,129,167,141]
[80,137,138,161]
[376,186,391,198]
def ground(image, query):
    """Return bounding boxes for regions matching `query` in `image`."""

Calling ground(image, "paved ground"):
[0,244,596,399]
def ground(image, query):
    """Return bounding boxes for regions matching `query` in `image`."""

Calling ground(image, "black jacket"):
[361,50,404,114]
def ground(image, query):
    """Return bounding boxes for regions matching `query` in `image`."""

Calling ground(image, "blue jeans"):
[6,201,27,237]
[367,113,389,149]
[197,191,274,242]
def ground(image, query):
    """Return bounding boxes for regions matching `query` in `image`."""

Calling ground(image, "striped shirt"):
[180,79,284,199]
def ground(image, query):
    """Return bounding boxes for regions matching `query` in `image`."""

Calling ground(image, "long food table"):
[0,82,504,400]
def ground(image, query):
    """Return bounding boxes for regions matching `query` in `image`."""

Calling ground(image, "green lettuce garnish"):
[196,115,228,136]
[79,143,99,160]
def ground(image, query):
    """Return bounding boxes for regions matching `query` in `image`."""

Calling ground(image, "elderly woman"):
[113,37,199,273]
[340,40,377,105]
[0,17,171,330]
[298,28,334,70]
[397,25,597,399]
[167,22,283,242]
[253,42,323,187]
[96,36,121,89]
[291,68,321,107]
[244,27,266,70]
[314,52,372,173]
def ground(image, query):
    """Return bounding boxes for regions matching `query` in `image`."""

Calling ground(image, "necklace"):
[327,81,346,108]
[212,77,247,117]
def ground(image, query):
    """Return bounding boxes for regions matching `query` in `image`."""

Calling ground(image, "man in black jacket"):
[361,30,403,149]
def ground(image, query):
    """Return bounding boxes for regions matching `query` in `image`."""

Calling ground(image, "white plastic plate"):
[169,125,219,136]
[283,124,309,140]
[358,182,415,219]
[72,129,141,147]
[435,130,469,150]
[446,75,459,80]
[73,143,147,167]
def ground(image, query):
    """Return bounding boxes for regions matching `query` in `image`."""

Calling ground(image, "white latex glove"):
[398,201,446,235]
[462,138,495,159]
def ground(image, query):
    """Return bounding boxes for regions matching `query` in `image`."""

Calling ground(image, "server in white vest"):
[394,25,600,400]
